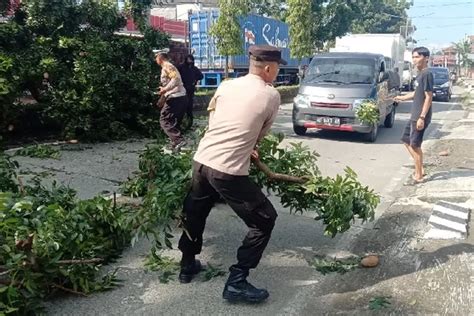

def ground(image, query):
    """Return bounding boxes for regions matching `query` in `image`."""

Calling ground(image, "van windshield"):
[304,58,376,84]
[430,69,449,80]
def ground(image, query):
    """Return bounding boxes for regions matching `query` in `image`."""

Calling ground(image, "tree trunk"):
[225,55,229,79]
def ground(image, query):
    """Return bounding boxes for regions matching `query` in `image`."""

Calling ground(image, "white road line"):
[428,215,467,233]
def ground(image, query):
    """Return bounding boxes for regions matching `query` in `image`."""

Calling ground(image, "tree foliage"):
[0,153,133,314]
[250,0,287,20]
[311,0,360,50]
[210,0,251,56]
[1,131,379,312]
[351,0,412,34]
[0,151,19,193]
[253,0,411,52]
[124,0,153,31]
[0,0,169,140]
[209,0,250,77]
[123,132,379,262]
[453,39,474,76]
[287,0,313,59]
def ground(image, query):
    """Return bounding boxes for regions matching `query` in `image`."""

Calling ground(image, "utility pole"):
[405,18,409,40]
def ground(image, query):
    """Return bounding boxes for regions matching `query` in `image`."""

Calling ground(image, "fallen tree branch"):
[57,258,103,265]
[252,157,309,184]
[0,270,11,277]
[0,279,18,286]
[51,283,88,297]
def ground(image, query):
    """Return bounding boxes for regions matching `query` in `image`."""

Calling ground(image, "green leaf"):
[310,256,361,275]
[369,296,391,310]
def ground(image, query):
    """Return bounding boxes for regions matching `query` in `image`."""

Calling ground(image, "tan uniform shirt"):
[160,61,186,98]
[194,74,280,176]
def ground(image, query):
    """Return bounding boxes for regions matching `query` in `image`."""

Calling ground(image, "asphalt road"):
[273,98,460,201]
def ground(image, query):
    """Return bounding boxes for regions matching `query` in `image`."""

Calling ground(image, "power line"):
[414,16,473,19]
[414,0,465,3]
[416,23,474,29]
[414,2,473,8]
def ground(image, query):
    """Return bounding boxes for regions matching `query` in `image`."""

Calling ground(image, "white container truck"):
[330,33,406,89]
[403,50,415,90]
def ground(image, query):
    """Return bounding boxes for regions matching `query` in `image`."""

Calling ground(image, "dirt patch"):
[424,138,474,172]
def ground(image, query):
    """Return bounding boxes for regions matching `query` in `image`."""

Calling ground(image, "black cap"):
[249,45,287,65]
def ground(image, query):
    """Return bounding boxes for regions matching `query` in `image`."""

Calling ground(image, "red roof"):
[126,15,187,39]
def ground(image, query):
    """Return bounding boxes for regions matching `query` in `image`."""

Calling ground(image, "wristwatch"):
[419,115,425,120]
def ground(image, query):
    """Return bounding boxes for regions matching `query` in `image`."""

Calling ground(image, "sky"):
[408,0,474,51]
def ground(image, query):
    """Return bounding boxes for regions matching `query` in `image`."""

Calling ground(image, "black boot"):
[179,258,203,284]
[222,266,269,303]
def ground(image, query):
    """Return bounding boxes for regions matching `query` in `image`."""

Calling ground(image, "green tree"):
[251,0,287,20]
[209,0,250,78]
[453,39,474,77]
[286,0,313,59]
[312,0,360,50]
[125,0,153,31]
[254,0,362,51]
[351,0,412,34]
[0,0,169,140]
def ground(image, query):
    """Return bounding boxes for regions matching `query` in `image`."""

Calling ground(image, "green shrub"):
[0,0,169,142]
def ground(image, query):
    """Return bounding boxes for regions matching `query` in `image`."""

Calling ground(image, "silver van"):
[292,52,399,142]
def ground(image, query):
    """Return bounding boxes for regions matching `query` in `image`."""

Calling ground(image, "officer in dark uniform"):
[178,54,203,130]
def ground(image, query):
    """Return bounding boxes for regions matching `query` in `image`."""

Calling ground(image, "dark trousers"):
[185,89,195,119]
[159,95,186,145]
[178,162,278,271]
[183,88,195,130]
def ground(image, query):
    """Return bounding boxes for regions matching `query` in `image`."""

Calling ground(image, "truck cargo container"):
[189,11,310,88]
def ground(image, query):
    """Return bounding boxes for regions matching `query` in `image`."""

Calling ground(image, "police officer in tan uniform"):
[155,52,188,151]
[177,45,286,303]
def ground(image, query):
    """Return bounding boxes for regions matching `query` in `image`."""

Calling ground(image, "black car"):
[429,67,452,102]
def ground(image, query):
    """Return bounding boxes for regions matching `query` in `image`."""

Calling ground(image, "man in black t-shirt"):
[394,47,434,184]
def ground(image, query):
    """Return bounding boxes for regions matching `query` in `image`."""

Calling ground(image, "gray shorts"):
[401,120,428,148]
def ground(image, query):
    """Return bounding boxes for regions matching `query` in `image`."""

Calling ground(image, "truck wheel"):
[365,124,378,143]
[384,106,396,128]
[293,125,307,136]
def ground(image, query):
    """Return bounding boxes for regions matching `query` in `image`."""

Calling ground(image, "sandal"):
[412,172,427,178]
[403,177,427,186]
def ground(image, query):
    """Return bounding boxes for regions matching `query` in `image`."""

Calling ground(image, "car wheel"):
[365,124,378,143]
[384,106,396,128]
[293,125,307,136]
